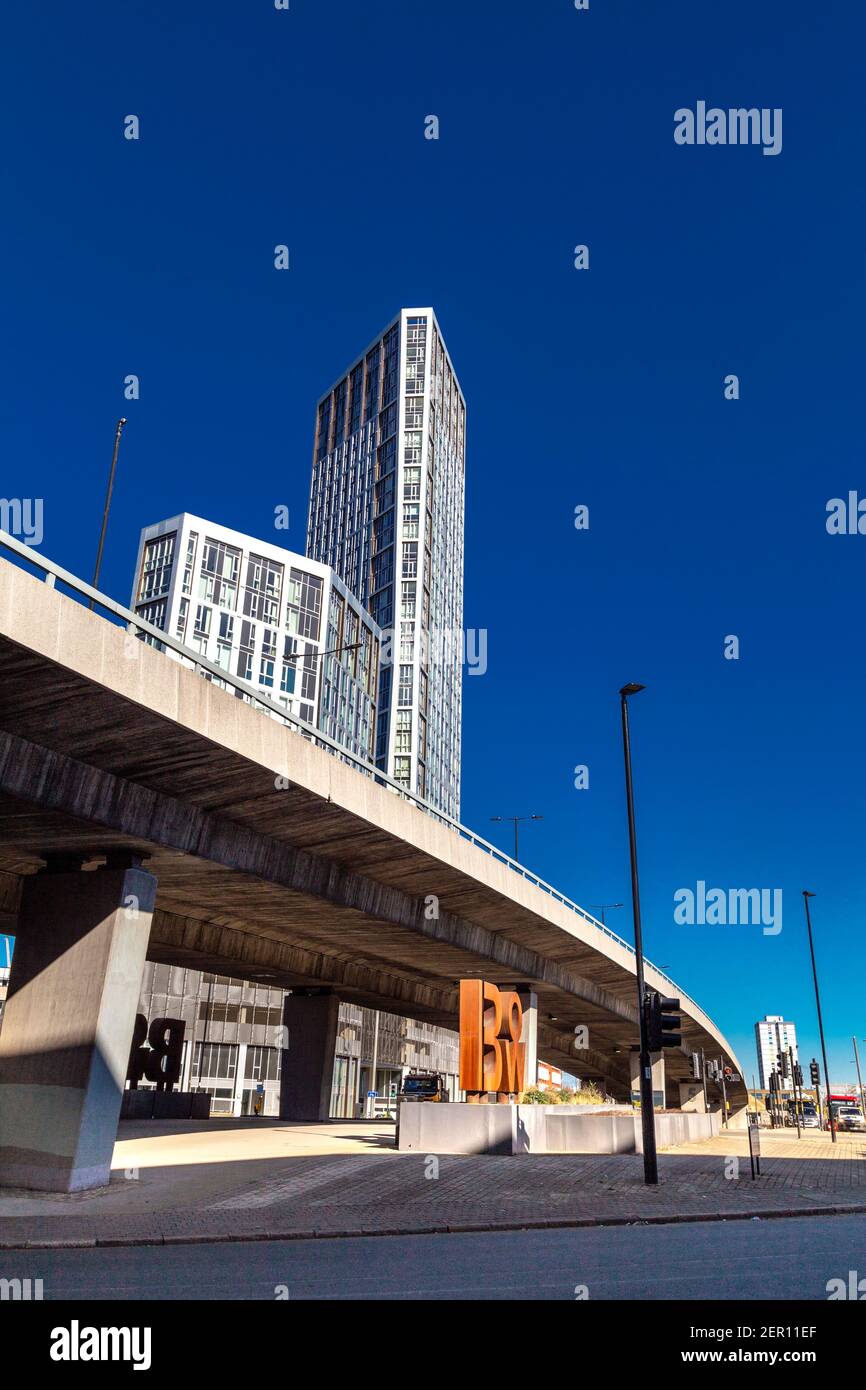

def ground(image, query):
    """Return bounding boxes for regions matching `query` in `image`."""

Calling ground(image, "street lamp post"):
[489,814,543,865]
[802,891,836,1144]
[587,904,624,928]
[619,681,658,1186]
[853,1037,866,1123]
[90,417,127,607]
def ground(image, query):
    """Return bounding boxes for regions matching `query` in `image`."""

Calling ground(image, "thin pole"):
[90,417,127,607]
[812,1059,825,1130]
[620,685,657,1185]
[789,1046,800,1138]
[803,891,835,1143]
[853,1037,866,1122]
[368,1009,380,1119]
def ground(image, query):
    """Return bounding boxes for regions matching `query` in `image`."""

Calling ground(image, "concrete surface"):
[0,1118,864,1249]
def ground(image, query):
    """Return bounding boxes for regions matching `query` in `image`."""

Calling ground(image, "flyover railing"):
[0,529,701,1014]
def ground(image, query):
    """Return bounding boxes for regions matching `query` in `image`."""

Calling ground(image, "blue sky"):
[2,1,865,1084]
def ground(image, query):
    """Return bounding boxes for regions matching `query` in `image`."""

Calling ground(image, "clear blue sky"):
[2,1,865,1085]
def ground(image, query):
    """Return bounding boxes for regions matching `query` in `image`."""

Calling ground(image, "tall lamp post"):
[90,417,127,607]
[802,891,835,1143]
[588,903,624,928]
[853,1038,866,1123]
[619,682,658,1186]
[490,814,543,864]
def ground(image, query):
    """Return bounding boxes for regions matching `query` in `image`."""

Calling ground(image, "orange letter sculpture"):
[459,979,525,1101]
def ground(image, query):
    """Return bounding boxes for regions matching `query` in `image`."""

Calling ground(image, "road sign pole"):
[619,685,657,1186]
[789,1047,800,1138]
[803,891,836,1144]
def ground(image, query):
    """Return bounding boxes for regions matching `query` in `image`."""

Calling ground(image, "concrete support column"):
[279,991,339,1122]
[629,1048,666,1110]
[679,1080,706,1112]
[233,1042,248,1117]
[0,857,156,1192]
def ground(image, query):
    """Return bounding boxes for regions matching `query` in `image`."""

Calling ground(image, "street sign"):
[256,1084,264,1095]
[367,1090,378,1098]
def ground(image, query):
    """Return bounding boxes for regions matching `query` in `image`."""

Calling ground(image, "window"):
[193,1042,236,1080]
[286,568,323,641]
[244,554,283,624]
[403,466,421,499]
[138,533,176,602]
[136,599,167,630]
[280,636,298,694]
[372,549,394,592]
[402,542,418,578]
[395,709,412,754]
[237,620,255,682]
[401,582,416,619]
[316,397,332,461]
[375,473,395,514]
[193,604,211,653]
[259,628,277,687]
[301,643,318,703]
[398,664,413,706]
[181,532,198,596]
[374,510,394,552]
[199,538,240,609]
[402,503,420,539]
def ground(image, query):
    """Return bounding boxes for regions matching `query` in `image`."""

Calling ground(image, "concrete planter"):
[397,1102,721,1155]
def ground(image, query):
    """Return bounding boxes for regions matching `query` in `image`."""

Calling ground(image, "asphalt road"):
[2,1213,865,1300]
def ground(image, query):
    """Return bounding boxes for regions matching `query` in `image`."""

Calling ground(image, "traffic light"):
[777,1051,789,1079]
[793,1063,803,1088]
[810,1059,821,1088]
[645,990,681,1050]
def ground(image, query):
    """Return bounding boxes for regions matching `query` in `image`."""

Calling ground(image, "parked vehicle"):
[399,1069,449,1103]
[833,1104,866,1133]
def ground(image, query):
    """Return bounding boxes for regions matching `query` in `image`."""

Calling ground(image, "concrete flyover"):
[0,536,746,1190]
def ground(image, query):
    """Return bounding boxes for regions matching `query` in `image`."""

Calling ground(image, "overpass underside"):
[0,559,746,1191]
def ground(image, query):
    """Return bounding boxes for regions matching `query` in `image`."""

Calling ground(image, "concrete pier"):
[279,991,340,1122]
[0,859,156,1192]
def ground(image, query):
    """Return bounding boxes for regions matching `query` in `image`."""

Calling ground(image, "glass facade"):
[307,309,466,817]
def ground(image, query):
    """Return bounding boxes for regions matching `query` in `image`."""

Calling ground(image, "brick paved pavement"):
[1,1120,864,1249]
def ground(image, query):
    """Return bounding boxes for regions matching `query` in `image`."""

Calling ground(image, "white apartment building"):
[131,513,381,763]
[307,308,466,818]
[755,1014,800,1089]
